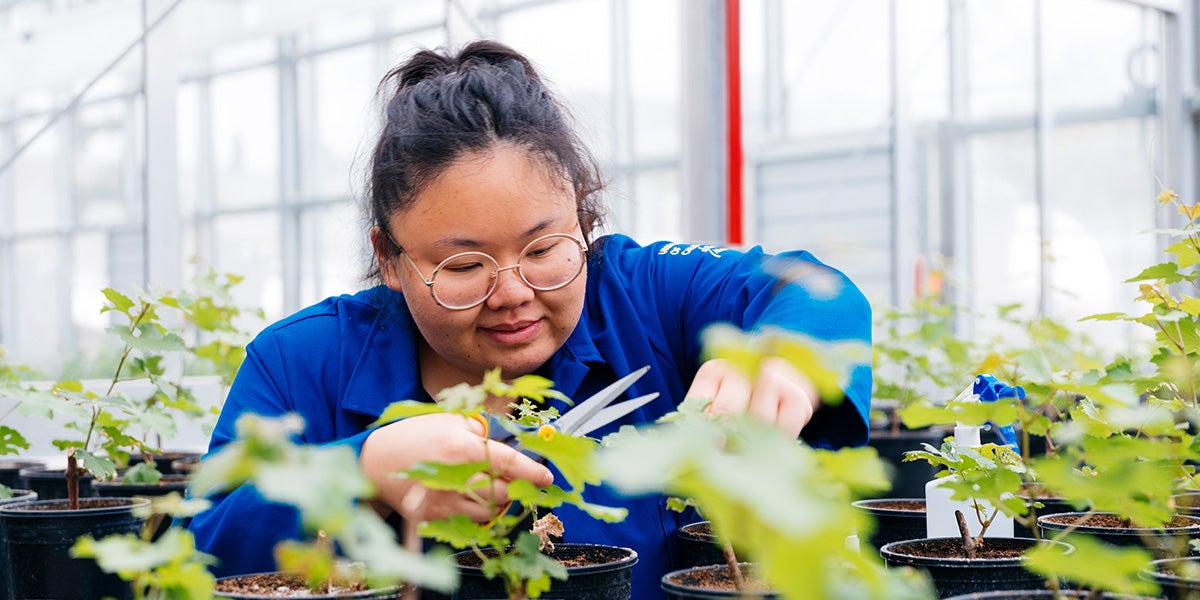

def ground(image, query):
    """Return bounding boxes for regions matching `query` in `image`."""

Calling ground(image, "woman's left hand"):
[687,357,820,439]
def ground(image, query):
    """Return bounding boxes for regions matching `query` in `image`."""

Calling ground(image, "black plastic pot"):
[879,537,1072,599]
[868,426,950,499]
[18,467,96,500]
[92,475,189,498]
[128,451,202,476]
[1012,487,1079,539]
[660,563,779,599]
[1038,512,1200,559]
[212,572,401,598]
[0,489,37,599]
[170,453,201,475]
[0,497,149,600]
[452,543,637,600]
[851,498,926,551]
[1141,556,1200,600]
[92,475,189,541]
[675,521,726,569]
[0,459,46,489]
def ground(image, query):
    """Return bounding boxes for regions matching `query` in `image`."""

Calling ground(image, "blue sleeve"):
[614,238,871,448]
[187,333,375,577]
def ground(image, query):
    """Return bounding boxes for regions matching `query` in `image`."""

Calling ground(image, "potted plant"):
[597,325,933,599]
[373,370,634,600]
[187,412,459,599]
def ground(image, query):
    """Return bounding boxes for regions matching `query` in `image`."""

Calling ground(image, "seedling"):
[371,370,628,600]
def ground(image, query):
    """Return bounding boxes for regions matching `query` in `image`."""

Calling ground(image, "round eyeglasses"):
[398,233,588,310]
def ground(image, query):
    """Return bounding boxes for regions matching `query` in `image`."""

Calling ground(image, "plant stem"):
[955,509,977,559]
[67,448,79,510]
[721,540,746,591]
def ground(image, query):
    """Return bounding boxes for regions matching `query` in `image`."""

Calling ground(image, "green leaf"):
[400,460,493,493]
[1025,534,1158,596]
[122,461,163,484]
[1126,263,1186,284]
[370,400,447,427]
[100,288,135,316]
[0,425,30,456]
[515,427,599,489]
[75,449,118,481]
[420,514,498,548]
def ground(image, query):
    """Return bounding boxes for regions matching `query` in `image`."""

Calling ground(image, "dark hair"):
[364,40,606,281]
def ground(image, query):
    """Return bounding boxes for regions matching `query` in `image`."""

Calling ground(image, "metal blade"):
[570,392,660,436]
[553,365,650,435]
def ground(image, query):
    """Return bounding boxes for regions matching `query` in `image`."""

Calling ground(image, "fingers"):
[694,359,752,418]
[692,357,820,438]
[484,440,555,488]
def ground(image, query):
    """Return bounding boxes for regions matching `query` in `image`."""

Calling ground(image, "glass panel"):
[965,1,1035,119]
[777,2,889,137]
[212,211,283,320]
[1042,118,1157,344]
[211,66,279,209]
[301,45,378,199]
[11,236,64,373]
[629,167,681,244]
[70,231,113,376]
[299,202,365,302]
[11,116,61,231]
[74,98,134,227]
[967,129,1037,313]
[628,0,680,159]
[1044,0,1155,111]
[177,82,200,217]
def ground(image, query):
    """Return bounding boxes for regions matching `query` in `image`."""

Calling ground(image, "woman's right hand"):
[360,412,555,524]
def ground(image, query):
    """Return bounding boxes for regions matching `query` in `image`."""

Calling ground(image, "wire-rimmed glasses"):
[399,233,588,310]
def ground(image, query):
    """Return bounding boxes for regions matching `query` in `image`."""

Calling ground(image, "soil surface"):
[664,564,774,592]
[893,537,1030,559]
[214,573,379,597]
[867,500,926,512]
[682,521,716,538]
[457,544,629,569]
[1042,513,1197,529]
[13,498,131,511]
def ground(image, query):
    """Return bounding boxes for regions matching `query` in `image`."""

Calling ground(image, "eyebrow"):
[427,217,561,252]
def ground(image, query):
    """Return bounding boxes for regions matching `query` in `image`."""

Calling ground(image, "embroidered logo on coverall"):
[657,243,728,258]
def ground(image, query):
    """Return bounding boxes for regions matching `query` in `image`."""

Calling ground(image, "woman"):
[189,40,872,598]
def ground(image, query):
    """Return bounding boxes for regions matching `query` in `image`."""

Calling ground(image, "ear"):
[370,226,404,291]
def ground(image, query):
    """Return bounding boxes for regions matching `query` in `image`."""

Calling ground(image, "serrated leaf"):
[1025,533,1158,596]
[370,400,447,427]
[101,288,135,315]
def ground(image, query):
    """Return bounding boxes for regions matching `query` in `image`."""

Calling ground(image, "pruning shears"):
[472,365,660,443]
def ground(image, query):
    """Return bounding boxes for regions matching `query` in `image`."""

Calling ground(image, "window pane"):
[211,67,279,209]
[11,117,62,232]
[11,236,65,372]
[629,0,680,159]
[299,203,365,301]
[212,212,283,319]
[74,99,136,227]
[301,45,378,199]
[966,2,1035,119]
[778,2,889,137]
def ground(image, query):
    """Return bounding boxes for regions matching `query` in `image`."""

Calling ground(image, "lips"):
[481,319,543,345]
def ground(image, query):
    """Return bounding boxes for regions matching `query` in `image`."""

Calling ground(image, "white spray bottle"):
[924,384,1014,539]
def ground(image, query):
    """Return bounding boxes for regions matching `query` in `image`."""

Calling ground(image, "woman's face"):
[377,144,587,385]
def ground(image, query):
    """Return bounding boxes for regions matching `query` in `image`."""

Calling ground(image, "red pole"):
[724,0,744,246]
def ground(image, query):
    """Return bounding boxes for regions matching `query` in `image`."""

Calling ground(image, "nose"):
[484,264,534,309]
